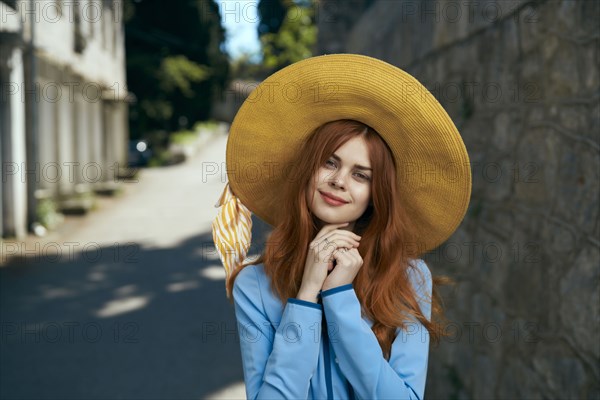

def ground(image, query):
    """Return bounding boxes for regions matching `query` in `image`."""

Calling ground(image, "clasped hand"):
[299,222,364,298]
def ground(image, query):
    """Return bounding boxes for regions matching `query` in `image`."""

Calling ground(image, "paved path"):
[0,132,270,399]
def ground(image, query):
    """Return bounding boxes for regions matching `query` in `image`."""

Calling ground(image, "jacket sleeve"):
[321,259,432,400]
[232,266,323,400]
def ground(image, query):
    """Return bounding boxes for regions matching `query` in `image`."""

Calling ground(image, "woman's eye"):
[325,160,336,167]
[355,173,370,180]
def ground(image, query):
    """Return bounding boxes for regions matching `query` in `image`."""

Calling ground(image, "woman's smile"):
[319,191,349,206]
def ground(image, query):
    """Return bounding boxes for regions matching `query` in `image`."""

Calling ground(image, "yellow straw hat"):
[213,54,471,296]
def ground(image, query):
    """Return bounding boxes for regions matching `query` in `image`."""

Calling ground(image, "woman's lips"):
[320,191,347,206]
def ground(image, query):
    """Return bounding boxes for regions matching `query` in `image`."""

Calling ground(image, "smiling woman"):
[212,54,472,399]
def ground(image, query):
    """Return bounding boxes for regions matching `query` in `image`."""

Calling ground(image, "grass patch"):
[171,129,198,145]
[36,198,64,230]
[148,148,173,167]
[193,120,218,131]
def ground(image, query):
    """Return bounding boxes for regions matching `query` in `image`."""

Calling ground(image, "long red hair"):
[228,119,449,359]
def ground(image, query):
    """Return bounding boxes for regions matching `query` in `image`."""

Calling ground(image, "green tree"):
[124,0,229,140]
[258,0,317,72]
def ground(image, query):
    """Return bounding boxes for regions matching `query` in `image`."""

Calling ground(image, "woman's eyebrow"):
[331,153,372,171]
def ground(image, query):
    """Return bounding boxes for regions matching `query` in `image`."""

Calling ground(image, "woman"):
[212,54,471,400]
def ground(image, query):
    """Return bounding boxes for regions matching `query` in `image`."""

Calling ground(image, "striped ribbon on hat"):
[212,182,253,298]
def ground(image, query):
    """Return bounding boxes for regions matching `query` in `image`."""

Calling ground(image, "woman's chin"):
[316,214,348,225]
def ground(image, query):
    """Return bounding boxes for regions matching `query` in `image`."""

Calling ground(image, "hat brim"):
[226,54,472,253]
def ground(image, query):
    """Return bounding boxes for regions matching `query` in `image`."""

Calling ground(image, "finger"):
[347,249,363,265]
[333,247,351,257]
[329,229,361,239]
[348,247,361,257]
[314,228,360,249]
[314,230,359,256]
[332,248,351,266]
[321,243,348,261]
[313,222,349,242]
[312,231,349,249]
[327,236,358,247]
[321,237,358,252]
[336,247,355,260]
[326,233,361,247]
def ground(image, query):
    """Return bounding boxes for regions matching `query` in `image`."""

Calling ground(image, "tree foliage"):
[257,0,317,73]
[124,0,229,140]
[158,55,211,97]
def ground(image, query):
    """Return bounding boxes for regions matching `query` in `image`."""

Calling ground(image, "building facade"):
[1,0,129,239]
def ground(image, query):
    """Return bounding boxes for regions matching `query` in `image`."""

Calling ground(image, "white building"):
[0,0,129,239]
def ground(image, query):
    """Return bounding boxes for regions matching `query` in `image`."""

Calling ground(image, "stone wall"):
[316,0,599,398]
[316,0,374,54]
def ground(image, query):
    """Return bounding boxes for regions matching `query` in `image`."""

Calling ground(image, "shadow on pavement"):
[0,215,273,400]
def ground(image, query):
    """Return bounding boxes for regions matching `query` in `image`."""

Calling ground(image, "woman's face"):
[307,135,372,231]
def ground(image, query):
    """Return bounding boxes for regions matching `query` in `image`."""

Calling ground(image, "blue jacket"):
[232,259,432,400]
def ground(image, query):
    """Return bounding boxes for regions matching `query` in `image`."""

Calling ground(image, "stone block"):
[435,227,473,272]
[503,236,548,319]
[518,2,545,54]
[497,358,545,399]
[470,294,507,359]
[471,354,497,399]
[526,104,546,125]
[316,0,374,54]
[553,0,581,33]
[559,105,589,133]
[426,360,470,399]
[492,111,519,152]
[451,279,473,318]
[559,245,600,360]
[484,157,514,202]
[581,42,599,91]
[540,218,578,258]
[553,142,600,234]
[514,127,559,208]
[544,37,581,98]
[452,339,476,392]
[480,204,514,239]
[473,226,510,300]
[532,341,588,399]
[512,208,543,238]
[343,1,404,60]
[500,16,521,67]
[518,53,545,103]
[580,0,600,36]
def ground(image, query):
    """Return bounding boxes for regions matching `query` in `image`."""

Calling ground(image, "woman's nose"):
[329,173,346,188]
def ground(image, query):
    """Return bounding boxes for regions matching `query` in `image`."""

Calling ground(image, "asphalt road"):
[0,132,272,400]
